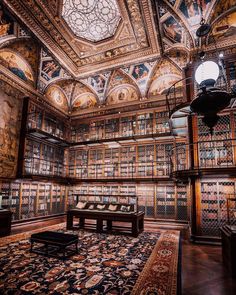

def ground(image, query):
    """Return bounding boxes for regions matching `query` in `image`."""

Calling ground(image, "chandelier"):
[190,18,235,134]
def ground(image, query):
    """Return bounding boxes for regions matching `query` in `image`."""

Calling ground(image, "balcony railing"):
[170,138,236,174]
[23,158,171,179]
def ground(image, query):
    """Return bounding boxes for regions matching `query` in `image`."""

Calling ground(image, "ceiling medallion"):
[62,0,121,42]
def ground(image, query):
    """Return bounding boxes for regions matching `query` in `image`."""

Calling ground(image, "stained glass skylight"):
[62,0,121,42]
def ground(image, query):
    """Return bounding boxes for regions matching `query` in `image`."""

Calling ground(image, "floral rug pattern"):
[0,227,179,294]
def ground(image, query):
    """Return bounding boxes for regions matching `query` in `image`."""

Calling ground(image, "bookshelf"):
[70,110,171,143]
[120,115,135,137]
[155,111,170,134]
[136,113,153,135]
[198,179,236,237]
[155,143,173,176]
[23,138,65,177]
[27,100,69,141]
[0,180,67,221]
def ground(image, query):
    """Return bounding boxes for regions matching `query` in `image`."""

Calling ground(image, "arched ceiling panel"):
[38,49,72,92]
[45,84,69,113]
[7,39,40,74]
[106,84,139,106]
[72,93,98,113]
[107,69,139,93]
[148,59,182,97]
[0,48,34,84]
[208,10,236,45]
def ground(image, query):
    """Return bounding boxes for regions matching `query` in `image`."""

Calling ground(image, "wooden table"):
[30,231,78,259]
[67,209,144,237]
[0,209,12,237]
[220,225,236,277]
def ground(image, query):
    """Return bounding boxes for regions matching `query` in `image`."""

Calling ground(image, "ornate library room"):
[0,0,236,294]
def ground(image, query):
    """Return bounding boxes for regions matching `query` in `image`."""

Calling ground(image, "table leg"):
[132,220,138,237]
[79,217,85,227]
[139,217,144,233]
[107,220,112,231]
[97,218,103,233]
[67,213,73,230]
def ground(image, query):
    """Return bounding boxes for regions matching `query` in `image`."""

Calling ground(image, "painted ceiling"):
[61,0,121,42]
[0,0,236,116]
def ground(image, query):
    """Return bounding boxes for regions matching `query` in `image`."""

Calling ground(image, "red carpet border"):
[132,230,180,295]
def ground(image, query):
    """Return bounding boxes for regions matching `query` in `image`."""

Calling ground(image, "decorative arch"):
[6,38,40,74]
[72,92,98,111]
[106,69,140,96]
[0,48,34,83]
[165,47,190,69]
[106,84,139,106]
[207,9,236,45]
[147,58,183,98]
[45,84,69,113]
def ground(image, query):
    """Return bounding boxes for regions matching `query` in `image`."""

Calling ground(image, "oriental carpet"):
[0,224,180,295]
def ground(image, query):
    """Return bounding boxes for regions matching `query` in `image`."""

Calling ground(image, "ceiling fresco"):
[0,0,236,115]
[148,59,182,97]
[45,84,69,113]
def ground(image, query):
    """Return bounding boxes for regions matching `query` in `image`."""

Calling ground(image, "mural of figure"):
[180,0,211,25]
[7,54,28,81]
[163,16,183,43]
[42,60,60,80]
[0,91,22,178]
[118,91,125,101]
[132,64,149,80]
[91,75,105,93]
[0,50,34,82]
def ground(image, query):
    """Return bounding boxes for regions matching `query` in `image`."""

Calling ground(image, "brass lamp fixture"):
[190,19,234,135]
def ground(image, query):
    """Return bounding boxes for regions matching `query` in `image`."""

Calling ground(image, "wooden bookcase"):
[67,140,182,180]
[23,138,65,177]
[27,100,69,141]
[195,179,236,238]
[70,109,170,143]
[0,180,67,222]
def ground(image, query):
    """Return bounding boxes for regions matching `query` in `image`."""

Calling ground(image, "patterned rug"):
[0,225,180,295]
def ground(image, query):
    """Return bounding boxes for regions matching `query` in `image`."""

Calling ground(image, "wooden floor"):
[8,218,236,295]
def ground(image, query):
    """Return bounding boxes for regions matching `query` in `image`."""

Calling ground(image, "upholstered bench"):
[30,231,78,259]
